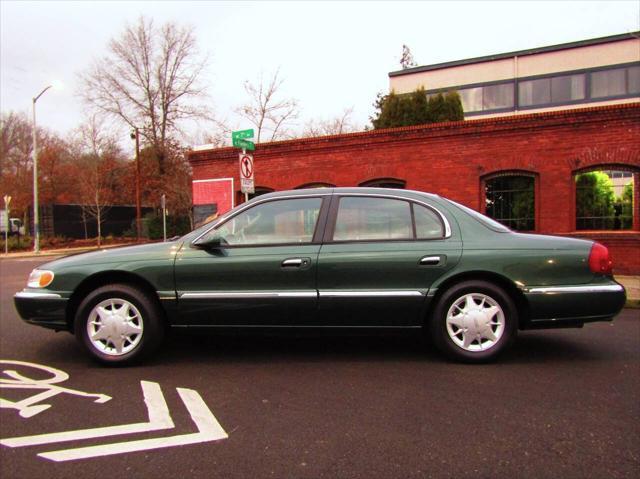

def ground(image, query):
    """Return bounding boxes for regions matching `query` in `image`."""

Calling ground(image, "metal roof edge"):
[389,31,640,77]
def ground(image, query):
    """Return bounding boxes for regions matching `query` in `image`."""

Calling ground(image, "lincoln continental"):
[14,188,626,364]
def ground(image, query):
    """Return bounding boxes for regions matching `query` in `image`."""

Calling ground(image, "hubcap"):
[87,298,143,356]
[445,293,505,352]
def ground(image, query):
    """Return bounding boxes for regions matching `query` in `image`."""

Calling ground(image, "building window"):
[519,73,585,107]
[484,173,535,231]
[359,178,406,189]
[590,66,640,99]
[459,82,514,113]
[295,182,335,189]
[575,169,634,230]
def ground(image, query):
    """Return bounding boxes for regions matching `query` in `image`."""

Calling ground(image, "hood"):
[38,241,183,270]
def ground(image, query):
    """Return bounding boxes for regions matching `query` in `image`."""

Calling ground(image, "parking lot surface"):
[1,257,639,478]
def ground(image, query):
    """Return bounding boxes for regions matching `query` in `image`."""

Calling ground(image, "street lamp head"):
[51,80,64,91]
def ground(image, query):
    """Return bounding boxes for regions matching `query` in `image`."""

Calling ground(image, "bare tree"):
[302,107,359,137]
[80,16,210,172]
[400,44,417,70]
[236,69,299,143]
[70,116,124,246]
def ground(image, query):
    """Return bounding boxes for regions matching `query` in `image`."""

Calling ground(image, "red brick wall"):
[188,103,640,274]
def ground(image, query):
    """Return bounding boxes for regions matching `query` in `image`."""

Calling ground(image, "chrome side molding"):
[525,284,625,294]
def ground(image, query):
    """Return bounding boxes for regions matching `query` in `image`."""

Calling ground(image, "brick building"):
[187,103,640,274]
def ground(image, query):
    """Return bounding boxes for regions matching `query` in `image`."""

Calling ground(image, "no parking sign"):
[239,153,255,194]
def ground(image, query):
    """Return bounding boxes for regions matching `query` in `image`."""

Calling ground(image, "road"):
[1,257,639,479]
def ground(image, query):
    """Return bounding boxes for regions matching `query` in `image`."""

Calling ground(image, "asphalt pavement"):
[1,257,638,479]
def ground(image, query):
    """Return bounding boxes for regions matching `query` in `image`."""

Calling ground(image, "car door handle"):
[282,258,310,268]
[419,255,443,266]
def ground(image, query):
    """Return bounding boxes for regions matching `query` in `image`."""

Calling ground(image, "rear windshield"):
[445,199,511,233]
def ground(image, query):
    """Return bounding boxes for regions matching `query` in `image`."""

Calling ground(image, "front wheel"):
[429,280,517,363]
[74,283,164,365]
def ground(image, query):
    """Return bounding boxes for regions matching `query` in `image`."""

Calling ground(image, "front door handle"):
[282,257,311,268]
[419,255,444,266]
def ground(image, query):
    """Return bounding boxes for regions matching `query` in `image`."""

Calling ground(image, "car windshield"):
[445,199,511,233]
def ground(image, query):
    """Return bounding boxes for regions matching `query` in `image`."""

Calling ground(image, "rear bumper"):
[14,291,69,331]
[522,282,626,329]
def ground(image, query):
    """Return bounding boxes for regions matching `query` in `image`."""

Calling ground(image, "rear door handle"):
[419,255,444,266]
[282,258,311,268]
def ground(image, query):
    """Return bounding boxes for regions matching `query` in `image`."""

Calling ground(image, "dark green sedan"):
[14,188,626,364]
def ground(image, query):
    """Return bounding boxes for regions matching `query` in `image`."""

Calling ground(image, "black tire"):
[429,280,517,363]
[74,283,164,365]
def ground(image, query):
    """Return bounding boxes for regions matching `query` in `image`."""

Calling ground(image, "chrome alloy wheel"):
[445,293,505,352]
[86,298,144,356]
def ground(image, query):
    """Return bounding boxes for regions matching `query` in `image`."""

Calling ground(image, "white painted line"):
[38,387,228,462]
[0,381,173,448]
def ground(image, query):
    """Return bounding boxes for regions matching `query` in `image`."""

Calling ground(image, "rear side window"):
[334,197,412,241]
[332,196,445,242]
[414,204,444,239]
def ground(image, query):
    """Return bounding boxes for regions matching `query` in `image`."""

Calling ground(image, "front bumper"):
[523,282,626,329]
[14,290,70,331]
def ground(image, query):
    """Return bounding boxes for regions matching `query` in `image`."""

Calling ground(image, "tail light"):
[588,242,613,275]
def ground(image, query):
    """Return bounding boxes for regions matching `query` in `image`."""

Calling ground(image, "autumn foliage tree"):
[0,111,78,227]
[70,116,129,245]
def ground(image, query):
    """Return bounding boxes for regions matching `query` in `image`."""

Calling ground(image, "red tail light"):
[588,242,613,275]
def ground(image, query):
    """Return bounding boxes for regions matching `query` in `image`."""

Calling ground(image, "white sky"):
[1,0,639,144]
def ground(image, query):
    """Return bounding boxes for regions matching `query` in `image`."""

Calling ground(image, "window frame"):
[423,61,640,116]
[323,194,450,244]
[573,166,638,232]
[482,171,537,232]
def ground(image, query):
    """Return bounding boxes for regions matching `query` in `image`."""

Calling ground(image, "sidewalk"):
[616,276,640,303]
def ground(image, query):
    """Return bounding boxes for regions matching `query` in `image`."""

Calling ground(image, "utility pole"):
[131,128,141,241]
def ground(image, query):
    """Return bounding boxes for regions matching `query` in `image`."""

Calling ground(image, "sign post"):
[160,194,167,242]
[3,195,10,255]
[232,130,256,202]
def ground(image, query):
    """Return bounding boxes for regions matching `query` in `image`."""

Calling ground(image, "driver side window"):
[202,197,322,246]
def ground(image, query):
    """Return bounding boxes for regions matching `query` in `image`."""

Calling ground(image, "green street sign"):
[232,129,255,150]
[232,138,255,151]
[232,129,254,140]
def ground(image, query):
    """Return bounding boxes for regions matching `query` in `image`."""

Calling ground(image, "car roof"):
[257,187,441,202]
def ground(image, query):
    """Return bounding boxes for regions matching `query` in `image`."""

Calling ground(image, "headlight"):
[27,269,55,288]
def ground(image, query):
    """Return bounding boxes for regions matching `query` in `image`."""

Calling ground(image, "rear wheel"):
[74,283,164,365]
[430,280,517,362]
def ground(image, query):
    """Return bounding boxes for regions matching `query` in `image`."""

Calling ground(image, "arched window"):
[574,168,636,230]
[484,172,535,231]
[248,186,275,200]
[237,187,275,205]
[358,178,406,189]
[294,182,335,189]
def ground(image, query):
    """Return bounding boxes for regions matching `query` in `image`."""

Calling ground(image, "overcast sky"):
[1,0,639,145]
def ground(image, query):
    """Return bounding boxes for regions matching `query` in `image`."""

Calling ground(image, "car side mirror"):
[193,236,225,250]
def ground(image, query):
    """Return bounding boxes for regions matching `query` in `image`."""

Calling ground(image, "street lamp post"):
[32,85,53,254]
